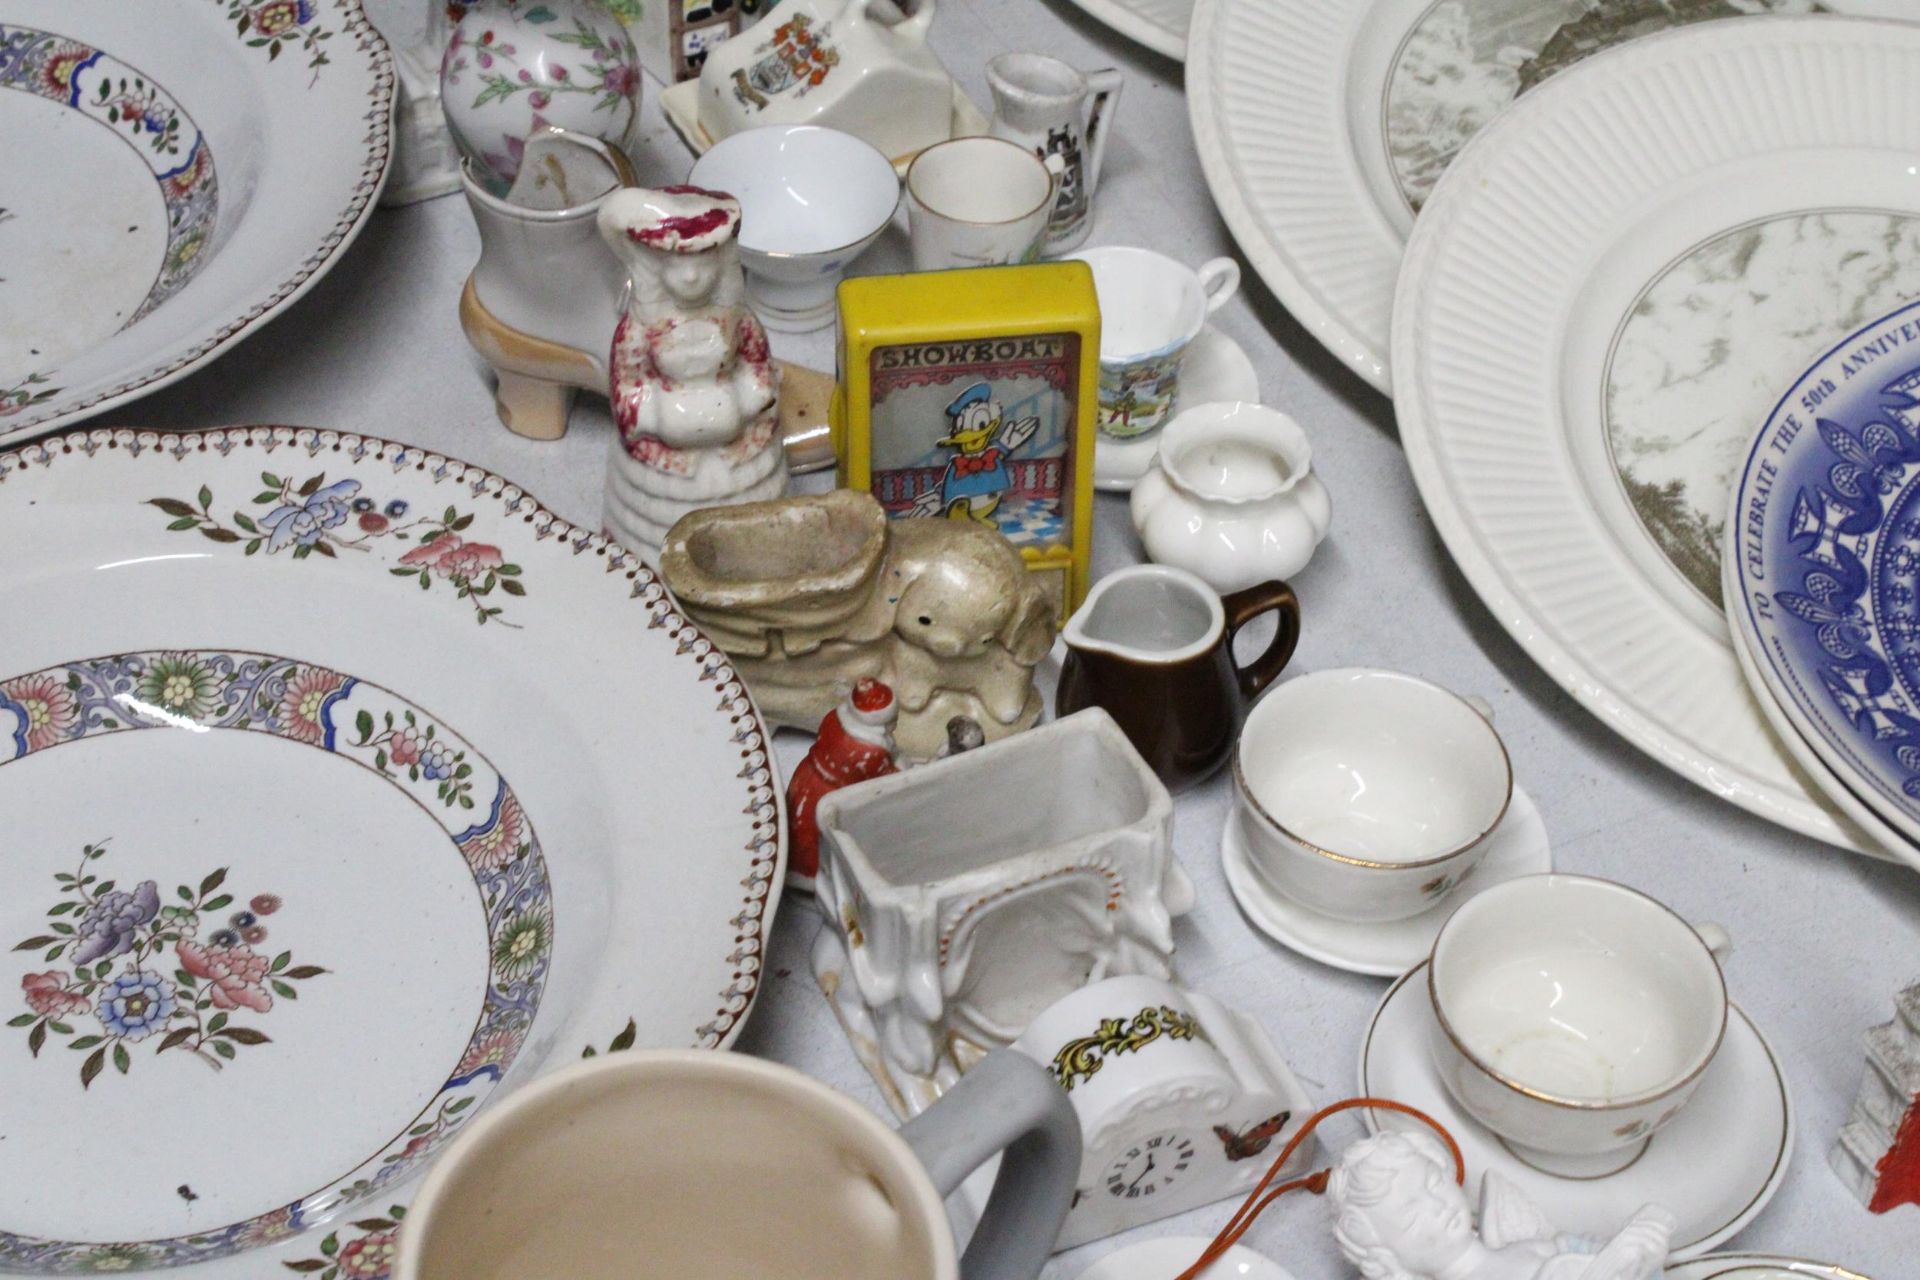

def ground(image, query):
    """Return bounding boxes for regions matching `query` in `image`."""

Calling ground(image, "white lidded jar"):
[1130,401,1331,594]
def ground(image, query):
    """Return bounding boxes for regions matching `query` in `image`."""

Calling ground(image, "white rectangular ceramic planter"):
[814,709,1195,1094]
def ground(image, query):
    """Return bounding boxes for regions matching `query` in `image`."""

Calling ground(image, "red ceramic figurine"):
[786,677,900,892]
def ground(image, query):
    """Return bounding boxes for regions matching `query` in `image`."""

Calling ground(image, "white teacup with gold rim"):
[1231,668,1510,923]
[1427,874,1732,1170]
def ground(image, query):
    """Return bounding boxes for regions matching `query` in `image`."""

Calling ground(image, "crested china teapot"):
[696,0,956,162]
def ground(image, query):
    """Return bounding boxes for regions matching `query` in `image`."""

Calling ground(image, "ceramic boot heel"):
[491,368,576,441]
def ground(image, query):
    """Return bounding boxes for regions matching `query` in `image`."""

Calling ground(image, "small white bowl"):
[689,125,900,332]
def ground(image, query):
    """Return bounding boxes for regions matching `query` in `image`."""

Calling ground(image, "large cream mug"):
[1428,874,1731,1168]
[393,1050,1080,1280]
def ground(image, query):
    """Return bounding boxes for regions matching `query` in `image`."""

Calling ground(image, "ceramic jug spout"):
[1062,564,1224,664]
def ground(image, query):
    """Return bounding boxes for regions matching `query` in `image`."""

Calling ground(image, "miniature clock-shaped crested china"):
[696,0,956,163]
[1010,975,1315,1249]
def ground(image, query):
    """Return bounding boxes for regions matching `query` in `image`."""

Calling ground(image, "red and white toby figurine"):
[786,677,901,892]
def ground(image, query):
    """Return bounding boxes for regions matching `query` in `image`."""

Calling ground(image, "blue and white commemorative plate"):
[1729,298,1920,865]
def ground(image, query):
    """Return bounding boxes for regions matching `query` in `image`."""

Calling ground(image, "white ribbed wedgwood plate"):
[1392,16,1920,856]
[1059,0,1189,62]
[1185,0,1905,392]
[0,1,393,440]
[0,428,783,1275]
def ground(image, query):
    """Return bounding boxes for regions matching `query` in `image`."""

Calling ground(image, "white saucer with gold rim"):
[1221,784,1549,977]
[1664,1256,1871,1280]
[1358,963,1792,1261]
[1074,1235,1298,1280]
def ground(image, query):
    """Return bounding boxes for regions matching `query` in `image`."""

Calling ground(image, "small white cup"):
[688,125,900,333]
[904,136,1063,272]
[1066,246,1239,439]
[1428,874,1732,1165]
[1232,668,1510,923]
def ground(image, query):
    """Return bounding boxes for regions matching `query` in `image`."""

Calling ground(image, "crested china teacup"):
[1232,668,1510,923]
[1065,246,1240,439]
[1427,874,1732,1161]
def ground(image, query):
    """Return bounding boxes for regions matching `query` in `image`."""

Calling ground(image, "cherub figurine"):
[1328,1131,1675,1280]
[597,184,788,554]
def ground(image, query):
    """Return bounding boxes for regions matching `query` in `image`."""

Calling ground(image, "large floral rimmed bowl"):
[0,427,784,1275]
[0,2,393,441]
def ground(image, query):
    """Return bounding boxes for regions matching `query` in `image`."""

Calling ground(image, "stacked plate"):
[1726,299,1920,866]
[1192,4,1920,862]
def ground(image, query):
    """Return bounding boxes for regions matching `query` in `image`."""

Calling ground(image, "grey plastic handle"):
[898,1050,1082,1280]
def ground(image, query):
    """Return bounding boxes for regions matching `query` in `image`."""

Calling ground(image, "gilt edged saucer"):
[0,428,783,1276]
[0,2,394,440]
[1359,964,1792,1261]
[1093,325,1260,492]
[1666,1256,1872,1280]
[1221,783,1549,977]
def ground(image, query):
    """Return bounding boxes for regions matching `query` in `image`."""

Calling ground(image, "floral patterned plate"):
[0,1,393,440]
[0,427,783,1275]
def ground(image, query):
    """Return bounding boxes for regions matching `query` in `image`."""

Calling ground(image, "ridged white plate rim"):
[1187,0,1393,391]
[1391,16,1920,855]
[1060,0,1189,62]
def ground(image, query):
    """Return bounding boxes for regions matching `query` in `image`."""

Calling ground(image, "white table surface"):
[98,0,1918,1275]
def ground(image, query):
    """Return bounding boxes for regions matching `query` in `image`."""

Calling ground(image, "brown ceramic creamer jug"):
[1057,564,1299,791]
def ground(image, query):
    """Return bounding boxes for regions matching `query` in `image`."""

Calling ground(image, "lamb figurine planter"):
[597,185,789,555]
[658,489,1054,760]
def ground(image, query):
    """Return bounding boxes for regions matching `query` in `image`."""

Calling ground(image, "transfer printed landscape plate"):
[1729,299,1920,856]
[1184,0,1901,392]
[0,427,783,1275]
[0,2,393,440]
[1392,16,1920,855]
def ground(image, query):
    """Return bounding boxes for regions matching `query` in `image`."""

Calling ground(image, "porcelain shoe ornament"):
[1330,1129,1676,1280]
[659,490,1055,760]
[986,54,1121,253]
[786,677,902,893]
[697,0,955,163]
[440,0,643,196]
[1131,402,1331,593]
[813,709,1195,1085]
[598,185,789,555]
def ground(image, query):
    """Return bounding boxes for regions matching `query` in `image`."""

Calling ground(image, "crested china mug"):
[1232,668,1510,922]
[1428,874,1732,1164]
[906,136,1065,271]
[1058,565,1300,792]
[393,1049,1080,1280]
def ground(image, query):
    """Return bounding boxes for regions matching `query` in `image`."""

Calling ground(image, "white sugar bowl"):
[1130,401,1331,593]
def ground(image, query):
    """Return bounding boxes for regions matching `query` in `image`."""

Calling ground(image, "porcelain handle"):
[1082,68,1122,195]
[867,0,936,42]
[1221,580,1301,700]
[897,1051,1081,1280]
[1197,257,1240,314]
[1693,921,1733,962]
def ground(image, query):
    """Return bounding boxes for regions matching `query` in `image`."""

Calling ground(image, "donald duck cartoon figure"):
[912,381,1040,526]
